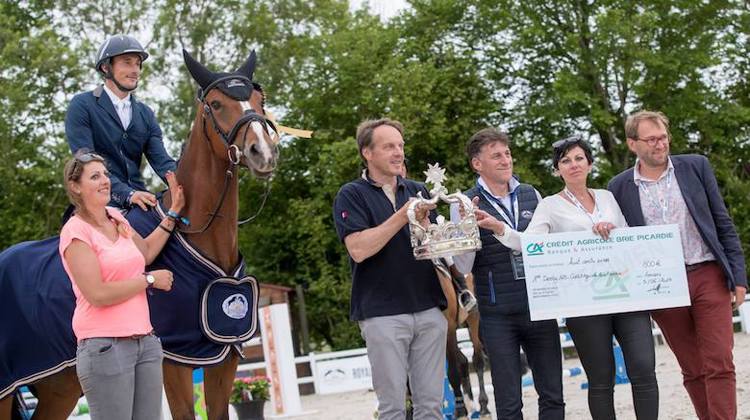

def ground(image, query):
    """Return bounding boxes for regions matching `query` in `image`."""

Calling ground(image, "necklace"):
[562,187,602,225]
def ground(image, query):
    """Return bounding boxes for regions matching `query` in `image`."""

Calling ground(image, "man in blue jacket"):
[65,35,176,210]
[609,110,746,420]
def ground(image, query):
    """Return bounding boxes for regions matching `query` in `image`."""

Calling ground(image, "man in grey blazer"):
[608,110,746,420]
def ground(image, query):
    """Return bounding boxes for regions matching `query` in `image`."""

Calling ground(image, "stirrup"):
[457,289,477,313]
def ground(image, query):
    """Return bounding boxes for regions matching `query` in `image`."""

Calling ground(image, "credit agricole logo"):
[526,242,544,255]
[591,271,630,300]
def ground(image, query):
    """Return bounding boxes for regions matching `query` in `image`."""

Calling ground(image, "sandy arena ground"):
[64,333,750,419]
[288,332,750,420]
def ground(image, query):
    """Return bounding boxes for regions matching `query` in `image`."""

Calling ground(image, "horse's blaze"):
[244,120,277,174]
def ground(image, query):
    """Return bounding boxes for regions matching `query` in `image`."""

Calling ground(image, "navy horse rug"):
[0,205,259,399]
[0,236,76,399]
[127,205,259,365]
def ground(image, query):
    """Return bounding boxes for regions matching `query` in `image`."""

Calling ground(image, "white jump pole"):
[739,298,750,334]
[260,303,305,417]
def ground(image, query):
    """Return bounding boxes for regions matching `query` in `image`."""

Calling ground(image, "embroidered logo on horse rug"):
[223,294,249,319]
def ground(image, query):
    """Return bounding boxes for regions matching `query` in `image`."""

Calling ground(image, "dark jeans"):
[479,310,564,420]
[566,311,658,420]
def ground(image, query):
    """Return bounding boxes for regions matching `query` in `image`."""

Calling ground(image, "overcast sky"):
[350,0,409,19]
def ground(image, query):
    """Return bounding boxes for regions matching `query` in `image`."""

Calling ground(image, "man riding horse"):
[65,35,177,212]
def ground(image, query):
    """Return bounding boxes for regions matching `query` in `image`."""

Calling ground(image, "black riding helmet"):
[94,35,149,77]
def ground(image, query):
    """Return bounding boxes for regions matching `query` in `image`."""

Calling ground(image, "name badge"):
[510,251,526,280]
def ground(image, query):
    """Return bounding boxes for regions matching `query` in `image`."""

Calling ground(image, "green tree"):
[234,6,400,349]
[0,1,85,248]
[234,1,502,349]
[475,0,750,192]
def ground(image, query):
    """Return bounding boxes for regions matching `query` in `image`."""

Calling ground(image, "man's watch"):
[144,272,156,288]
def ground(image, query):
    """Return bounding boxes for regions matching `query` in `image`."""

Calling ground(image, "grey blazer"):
[608,154,747,290]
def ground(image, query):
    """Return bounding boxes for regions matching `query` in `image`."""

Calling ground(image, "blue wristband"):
[167,210,190,226]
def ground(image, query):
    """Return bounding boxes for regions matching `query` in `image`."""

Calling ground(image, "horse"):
[148,48,278,420]
[435,263,491,420]
[438,265,531,420]
[0,49,278,420]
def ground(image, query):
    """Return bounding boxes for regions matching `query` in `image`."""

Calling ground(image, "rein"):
[174,155,235,235]
[238,178,272,225]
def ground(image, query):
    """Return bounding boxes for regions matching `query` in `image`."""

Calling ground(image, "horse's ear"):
[236,50,257,80]
[182,49,214,90]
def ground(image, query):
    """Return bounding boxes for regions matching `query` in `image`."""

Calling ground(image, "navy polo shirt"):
[332,175,446,321]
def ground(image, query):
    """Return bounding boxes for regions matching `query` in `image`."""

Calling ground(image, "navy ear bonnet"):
[212,75,253,100]
[183,49,257,101]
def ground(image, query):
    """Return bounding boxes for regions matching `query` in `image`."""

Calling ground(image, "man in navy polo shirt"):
[65,35,176,211]
[333,118,447,420]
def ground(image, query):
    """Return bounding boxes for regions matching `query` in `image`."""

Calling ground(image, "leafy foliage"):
[0,1,84,247]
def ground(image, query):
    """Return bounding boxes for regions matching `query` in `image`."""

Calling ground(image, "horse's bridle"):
[176,76,276,235]
[197,75,278,147]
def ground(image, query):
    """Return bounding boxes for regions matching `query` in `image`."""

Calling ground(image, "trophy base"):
[413,239,482,260]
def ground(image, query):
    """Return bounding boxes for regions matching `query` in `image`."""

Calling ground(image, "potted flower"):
[230,376,270,420]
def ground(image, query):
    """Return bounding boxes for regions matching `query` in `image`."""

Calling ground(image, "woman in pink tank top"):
[59,150,184,419]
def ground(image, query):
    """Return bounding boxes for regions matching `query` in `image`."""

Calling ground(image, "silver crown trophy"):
[407,163,482,259]
[408,163,481,317]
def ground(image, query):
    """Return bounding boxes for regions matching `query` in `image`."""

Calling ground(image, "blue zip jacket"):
[65,85,177,207]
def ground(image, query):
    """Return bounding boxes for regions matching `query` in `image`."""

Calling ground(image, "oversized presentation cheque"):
[521,224,690,321]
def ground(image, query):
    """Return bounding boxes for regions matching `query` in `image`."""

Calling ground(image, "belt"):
[126,331,155,340]
[686,261,714,273]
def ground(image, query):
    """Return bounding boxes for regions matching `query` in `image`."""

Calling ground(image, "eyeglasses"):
[552,135,584,150]
[635,134,669,146]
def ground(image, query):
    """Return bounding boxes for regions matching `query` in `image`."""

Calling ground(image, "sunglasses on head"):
[552,134,584,150]
[70,151,105,178]
[75,152,104,163]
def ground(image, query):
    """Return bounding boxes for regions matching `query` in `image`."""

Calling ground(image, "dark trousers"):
[566,311,658,420]
[479,310,564,420]
[651,262,735,420]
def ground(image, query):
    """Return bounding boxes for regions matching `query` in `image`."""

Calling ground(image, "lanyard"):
[563,188,602,225]
[477,182,518,229]
[638,170,672,223]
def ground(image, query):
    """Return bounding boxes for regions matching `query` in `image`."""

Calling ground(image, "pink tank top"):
[59,207,153,341]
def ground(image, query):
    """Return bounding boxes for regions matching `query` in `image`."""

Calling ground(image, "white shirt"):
[103,84,132,129]
[450,177,542,275]
[497,189,628,251]
[476,176,520,223]
[361,169,398,210]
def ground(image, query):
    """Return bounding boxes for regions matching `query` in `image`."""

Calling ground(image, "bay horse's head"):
[183,49,279,178]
